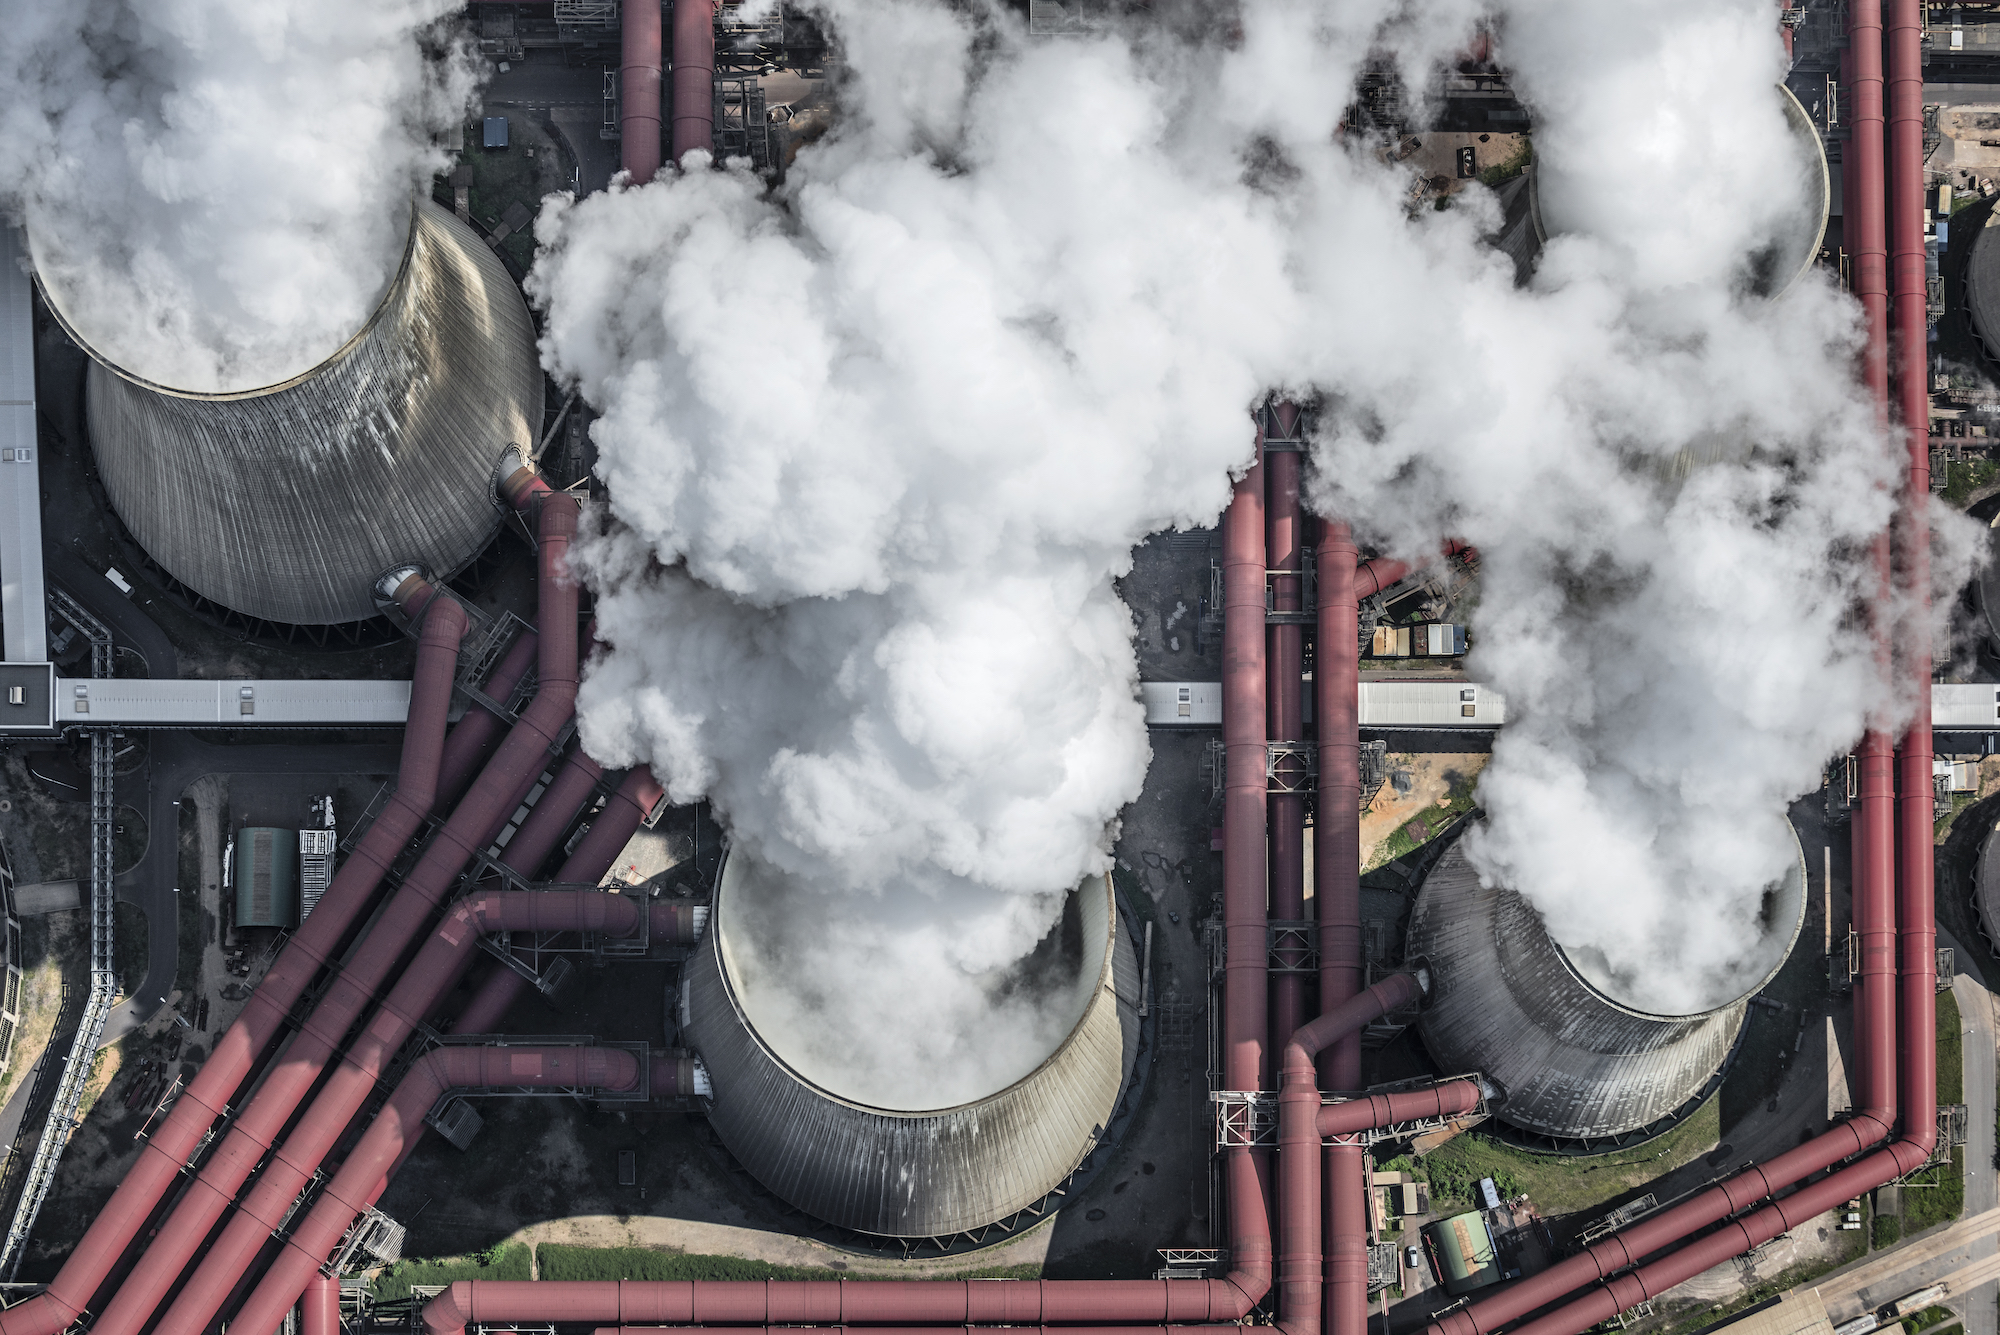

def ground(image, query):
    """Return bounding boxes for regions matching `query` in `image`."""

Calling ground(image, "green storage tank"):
[234,828,299,929]
[1423,1210,1502,1297]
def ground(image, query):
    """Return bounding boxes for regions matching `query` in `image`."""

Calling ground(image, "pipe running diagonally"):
[411,983,1433,1335]
[91,486,581,1335]
[436,628,542,813]
[233,1045,645,1335]
[0,581,465,1335]
[451,766,668,1035]
[160,882,688,1335]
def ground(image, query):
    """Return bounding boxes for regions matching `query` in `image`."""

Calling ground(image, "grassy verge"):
[373,1243,533,1301]
[1477,137,1534,188]
[536,1245,1041,1283]
[1939,991,1964,1105]
[1390,1097,1720,1216]
[1944,459,2000,506]
[1364,772,1482,874]
[1875,1213,1903,1248]
[1901,992,1967,1234]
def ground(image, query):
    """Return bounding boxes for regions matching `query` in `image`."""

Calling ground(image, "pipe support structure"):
[231,1046,645,1335]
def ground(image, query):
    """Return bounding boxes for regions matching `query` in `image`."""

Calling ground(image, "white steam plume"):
[536,0,1978,1093]
[0,0,479,393]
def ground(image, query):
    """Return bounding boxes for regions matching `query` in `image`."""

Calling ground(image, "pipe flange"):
[491,441,539,510]
[371,563,433,618]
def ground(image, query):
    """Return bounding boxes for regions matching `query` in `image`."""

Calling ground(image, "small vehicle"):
[1405,1245,1423,1270]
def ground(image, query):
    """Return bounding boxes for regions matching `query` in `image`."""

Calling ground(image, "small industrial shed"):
[234,828,298,929]
[1423,1211,1502,1297]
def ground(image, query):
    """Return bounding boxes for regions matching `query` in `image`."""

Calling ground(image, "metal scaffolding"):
[1,591,118,1277]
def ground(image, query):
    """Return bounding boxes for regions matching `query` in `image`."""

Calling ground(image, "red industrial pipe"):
[1888,0,1939,1183]
[1265,405,1308,1057]
[502,743,607,880]
[0,584,466,1335]
[1222,436,1269,1097]
[233,1045,645,1335]
[407,980,1431,1335]
[92,490,581,1335]
[451,766,668,1034]
[621,0,663,183]
[671,0,717,166]
[302,1275,340,1335]
[1276,975,1426,1335]
[1853,0,1891,406]
[1315,1080,1484,1140]
[436,629,541,812]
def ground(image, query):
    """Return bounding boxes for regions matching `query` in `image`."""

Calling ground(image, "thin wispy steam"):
[0,0,479,393]
[537,0,1977,1081]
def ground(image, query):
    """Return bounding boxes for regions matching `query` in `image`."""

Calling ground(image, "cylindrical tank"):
[42,198,542,626]
[1405,830,1806,1146]
[680,858,1141,1238]
[1530,84,1830,299]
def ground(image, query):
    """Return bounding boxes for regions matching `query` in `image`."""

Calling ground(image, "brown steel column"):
[620,0,663,183]
[671,0,717,165]
[1265,403,1307,1057]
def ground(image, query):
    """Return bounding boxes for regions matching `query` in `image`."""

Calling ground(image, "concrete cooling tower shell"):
[680,861,1142,1239]
[1406,835,1806,1146]
[1530,84,1829,299]
[50,198,542,626]
[1964,204,2000,367]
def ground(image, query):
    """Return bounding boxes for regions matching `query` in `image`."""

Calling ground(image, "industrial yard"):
[0,6,1994,1335]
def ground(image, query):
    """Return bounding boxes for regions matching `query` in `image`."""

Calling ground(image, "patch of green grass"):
[1938,792,1980,843]
[1939,991,1964,1105]
[1364,773,1481,873]
[1874,1213,1903,1248]
[1944,459,2000,506]
[1398,1097,1720,1216]
[372,1243,533,1301]
[536,1246,1041,1283]
[1903,1306,1955,1332]
[1905,1147,1965,1233]
[1477,138,1534,188]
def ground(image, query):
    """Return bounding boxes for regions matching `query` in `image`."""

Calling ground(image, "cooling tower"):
[680,858,1141,1239]
[1405,832,1806,1146]
[1530,84,1830,298]
[42,198,542,626]
[1964,201,2000,366]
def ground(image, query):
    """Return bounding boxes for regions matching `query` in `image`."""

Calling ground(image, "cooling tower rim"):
[31,197,420,403]
[707,853,1122,1119]
[1513,825,1809,1023]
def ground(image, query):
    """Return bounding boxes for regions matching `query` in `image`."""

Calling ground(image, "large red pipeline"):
[0,584,466,1335]
[437,629,541,813]
[156,884,694,1335]
[1223,438,1269,1097]
[451,766,668,1035]
[621,0,663,183]
[90,491,582,1335]
[1888,0,1938,1185]
[234,1045,645,1335]
[302,1275,339,1335]
[1266,406,1308,1054]
[671,0,717,166]
[1428,11,1930,1335]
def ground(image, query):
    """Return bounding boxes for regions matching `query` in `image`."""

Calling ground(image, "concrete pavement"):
[1949,937,1997,1335]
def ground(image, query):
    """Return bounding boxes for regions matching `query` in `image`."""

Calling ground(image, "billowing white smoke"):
[536,0,1978,1088]
[0,0,479,393]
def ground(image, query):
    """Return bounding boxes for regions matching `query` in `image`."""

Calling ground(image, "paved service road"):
[1950,939,1998,1335]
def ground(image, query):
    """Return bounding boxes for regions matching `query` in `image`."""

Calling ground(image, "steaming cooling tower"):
[44,198,542,626]
[1405,833,1806,1146]
[680,858,1141,1238]
[1529,85,1830,299]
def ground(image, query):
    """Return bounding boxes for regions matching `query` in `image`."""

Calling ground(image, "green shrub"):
[535,1246,1040,1283]
[1873,1213,1902,1249]
[373,1243,532,1301]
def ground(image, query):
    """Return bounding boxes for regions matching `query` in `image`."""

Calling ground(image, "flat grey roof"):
[0,228,44,664]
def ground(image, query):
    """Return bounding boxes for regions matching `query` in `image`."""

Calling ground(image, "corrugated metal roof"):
[61,199,541,625]
[52,677,409,726]
[1407,837,1804,1141]
[682,865,1141,1238]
